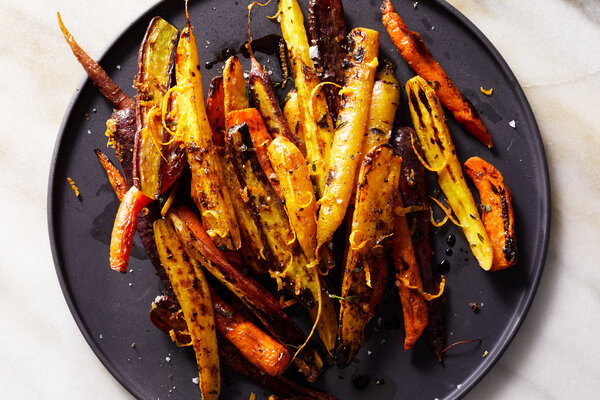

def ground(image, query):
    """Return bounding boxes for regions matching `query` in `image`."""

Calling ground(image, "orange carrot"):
[94,149,128,201]
[210,289,291,377]
[207,76,226,151]
[463,156,517,270]
[109,186,152,272]
[381,0,492,148]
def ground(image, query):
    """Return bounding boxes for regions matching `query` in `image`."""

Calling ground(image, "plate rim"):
[47,1,551,399]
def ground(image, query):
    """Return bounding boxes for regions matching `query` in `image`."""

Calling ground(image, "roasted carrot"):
[109,186,152,273]
[169,206,324,382]
[206,76,226,150]
[307,0,348,121]
[246,7,297,148]
[218,337,338,400]
[362,60,401,158]
[317,28,379,250]
[392,126,445,361]
[173,11,241,251]
[133,17,179,199]
[151,291,292,378]
[406,76,493,270]
[267,135,318,262]
[223,56,249,128]
[391,180,429,351]
[94,149,128,201]
[211,289,291,377]
[279,0,335,199]
[282,89,306,156]
[57,12,134,110]
[463,156,518,270]
[220,155,269,275]
[154,218,220,400]
[381,0,492,148]
[149,295,190,346]
[226,108,283,199]
[227,123,338,355]
[337,144,397,366]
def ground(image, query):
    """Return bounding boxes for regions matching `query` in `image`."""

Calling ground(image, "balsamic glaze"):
[437,259,451,274]
[204,34,283,70]
[352,375,370,390]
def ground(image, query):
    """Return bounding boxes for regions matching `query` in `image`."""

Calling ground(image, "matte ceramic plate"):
[48,0,550,399]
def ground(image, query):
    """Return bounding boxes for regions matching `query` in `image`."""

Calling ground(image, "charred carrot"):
[282,90,306,156]
[392,126,445,360]
[218,337,338,400]
[381,0,492,148]
[211,289,291,377]
[154,218,220,400]
[133,17,179,199]
[307,0,348,120]
[337,145,397,366]
[406,76,493,270]
[317,28,379,250]
[223,56,250,128]
[206,76,226,150]
[391,181,429,351]
[227,108,283,199]
[109,186,152,272]
[463,156,517,270]
[94,149,128,201]
[246,7,298,148]
[173,11,241,251]
[279,0,335,199]
[169,206,324,382]
[267,135,318,263]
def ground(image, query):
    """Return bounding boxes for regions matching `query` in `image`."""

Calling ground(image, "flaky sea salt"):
[509,120,516,128]
[192,377,199,385]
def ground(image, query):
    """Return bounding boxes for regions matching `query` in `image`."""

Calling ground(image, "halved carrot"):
[317,28,380,250]
[223,56,250,128]
[381,0,492,148]
[109,186,152,273]
[391,184,429,351]
[206,76,226,151]
[463,156,517,270]
[154,217,220,400]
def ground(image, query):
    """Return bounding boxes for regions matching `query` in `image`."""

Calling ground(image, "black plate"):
[48,0,550,399]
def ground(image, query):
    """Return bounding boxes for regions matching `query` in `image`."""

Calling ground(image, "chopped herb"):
[483,203,492,213]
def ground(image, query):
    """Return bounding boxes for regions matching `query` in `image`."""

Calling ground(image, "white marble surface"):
[1,0,599,398]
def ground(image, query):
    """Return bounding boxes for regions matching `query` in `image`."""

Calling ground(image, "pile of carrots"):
[59,0,517,398]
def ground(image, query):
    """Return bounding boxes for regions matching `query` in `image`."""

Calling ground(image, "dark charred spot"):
[352,375,370,390]
[353,46,365,64]
[369,127,385,136]
[407,30,432,60]
[326,169,336,186]
[317,113,330,129]
[409,91,422,120]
